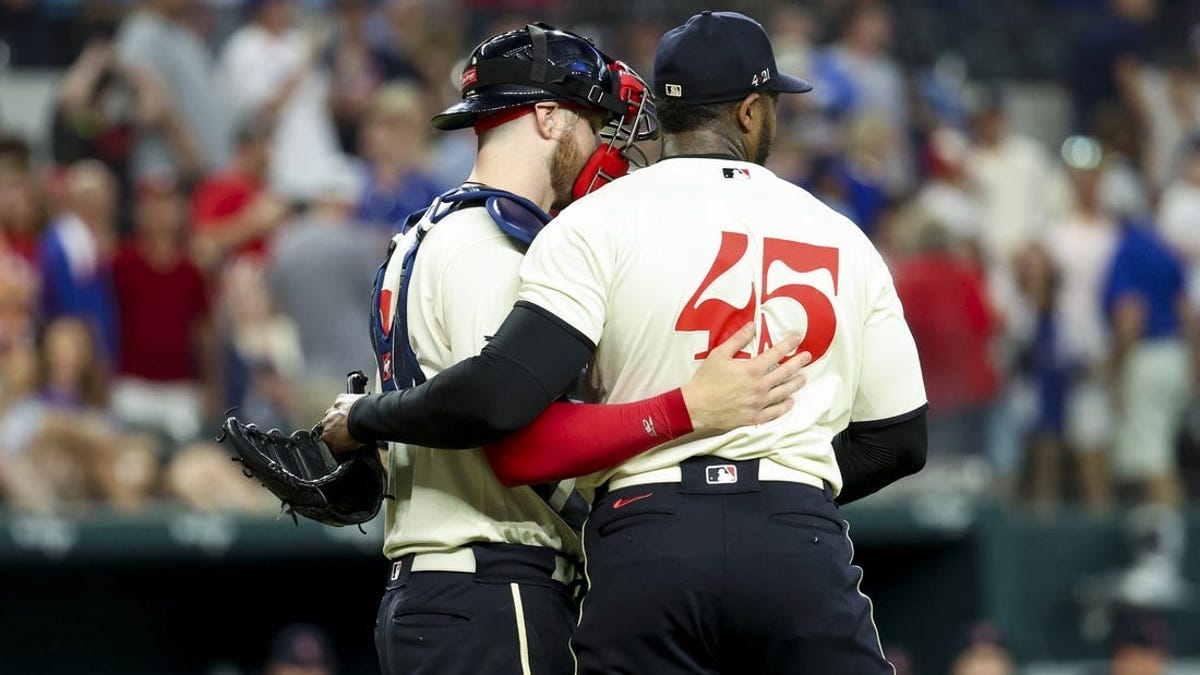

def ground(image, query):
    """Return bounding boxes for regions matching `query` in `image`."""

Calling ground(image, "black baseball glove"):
[216,418,386,527]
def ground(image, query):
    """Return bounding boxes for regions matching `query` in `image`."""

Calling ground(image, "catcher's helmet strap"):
[529,22,549,84]
[466,59,626,119]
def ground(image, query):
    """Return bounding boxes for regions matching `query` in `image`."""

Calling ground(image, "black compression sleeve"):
[347,302,594,448]
[832,405,928,506]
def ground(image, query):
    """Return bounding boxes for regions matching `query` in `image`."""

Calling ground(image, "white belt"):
[406,548,577,585]
[607,457,826,492]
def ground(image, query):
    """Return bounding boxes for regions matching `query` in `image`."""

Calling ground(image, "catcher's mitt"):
[216,418,385,527]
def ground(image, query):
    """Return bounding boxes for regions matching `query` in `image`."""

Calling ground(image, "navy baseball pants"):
[572,457,894,675]
[375,543,577,675]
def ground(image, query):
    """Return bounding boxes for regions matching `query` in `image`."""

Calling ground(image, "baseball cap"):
[654,11,813,105]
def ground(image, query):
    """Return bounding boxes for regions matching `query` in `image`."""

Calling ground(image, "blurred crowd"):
[0,0,1199,523]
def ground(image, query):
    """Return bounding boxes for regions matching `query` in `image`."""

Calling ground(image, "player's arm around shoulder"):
[483,324,812,487]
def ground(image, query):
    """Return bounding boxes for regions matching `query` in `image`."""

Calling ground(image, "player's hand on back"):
[680,323,810,434]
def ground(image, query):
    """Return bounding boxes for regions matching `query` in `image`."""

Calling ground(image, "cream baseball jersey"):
[376,205,580,561]
[518,156,927,493]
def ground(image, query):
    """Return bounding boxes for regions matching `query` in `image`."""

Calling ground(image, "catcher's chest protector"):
[368,188,590,530]
[369,187,551,394]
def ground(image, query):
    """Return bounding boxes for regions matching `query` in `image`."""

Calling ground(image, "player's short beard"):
[752,98,775,165]
[550,131,586,210]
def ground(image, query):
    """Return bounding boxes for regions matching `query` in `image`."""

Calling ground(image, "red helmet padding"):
[572,143,630,201]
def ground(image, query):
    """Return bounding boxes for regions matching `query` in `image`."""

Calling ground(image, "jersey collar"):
[659,153,746,162]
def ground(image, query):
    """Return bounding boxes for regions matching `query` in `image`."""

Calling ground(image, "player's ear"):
[534,102,561,140]
[735,93,761,135]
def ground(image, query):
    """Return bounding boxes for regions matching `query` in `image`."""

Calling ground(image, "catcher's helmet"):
[434,22,655,142]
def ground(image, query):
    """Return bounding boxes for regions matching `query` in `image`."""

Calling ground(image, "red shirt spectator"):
[192,170,270,258]
[113,240,210,381]
[894,246,999,413]
[189,117,285,269]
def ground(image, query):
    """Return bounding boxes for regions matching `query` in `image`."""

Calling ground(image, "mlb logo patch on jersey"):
[722,167,751,180]
[706,464,738,484]
[381,352,393,382]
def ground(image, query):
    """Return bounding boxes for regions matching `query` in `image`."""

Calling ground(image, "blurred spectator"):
[803,155,859,225]
[1066,0,1157,137]
[112,175,217,448]
[894,223,1000,460]
[767,6,824,143]
[363,0,458,86]
[1009,244,1074,509]
[950,623,1015,675]
[0,237,38,409]
[915,127,983,254]
[1103,222,1190,508]
[162,438,276,513]
[770,4,818,95]
[799,114,892,238]
[809,0,914,196]
[115,0,231,181]
[966,87,1069,272]
[39,160,120,361]
[1094,106,1154,222]
[325,0,418,154]
[0,134,33,172]
[268,167,375,425]
[916,53,972,130]
[53,38,203,223]
[1101,608,1169,675]
[220,0,350,202]
[1043,138,1121,512]
[1137,60,1197,191]
[191,116,288,271]
[0,318,157,513]
[1157,137,1200,312]
[354,81,443,240]
[222,258,304,431]
[265,623,337,675]
[839,113,893,235]
[0,167,47,265]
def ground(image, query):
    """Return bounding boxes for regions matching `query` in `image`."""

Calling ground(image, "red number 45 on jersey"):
[675,231,839,363]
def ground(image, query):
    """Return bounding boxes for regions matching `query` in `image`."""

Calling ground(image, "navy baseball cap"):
[654,11,813,104]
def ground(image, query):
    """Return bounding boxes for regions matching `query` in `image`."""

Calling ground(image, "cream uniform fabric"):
[518,157,927,494]
[378,205,580,562]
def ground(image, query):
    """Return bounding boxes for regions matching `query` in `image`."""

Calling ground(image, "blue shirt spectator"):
[1102,224,1185,339]
[355,166,443,235]
[39,214,119,360]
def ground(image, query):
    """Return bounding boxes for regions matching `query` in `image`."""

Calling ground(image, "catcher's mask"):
[434,23,659,201]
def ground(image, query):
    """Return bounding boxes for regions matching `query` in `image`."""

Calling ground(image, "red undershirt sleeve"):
[483,389,694,487]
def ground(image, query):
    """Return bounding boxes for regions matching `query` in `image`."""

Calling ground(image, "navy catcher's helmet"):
[434,22,657,146]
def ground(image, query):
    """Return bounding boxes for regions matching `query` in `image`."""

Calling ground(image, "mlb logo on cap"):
[706,465,738,484]
[665,84,683,97]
